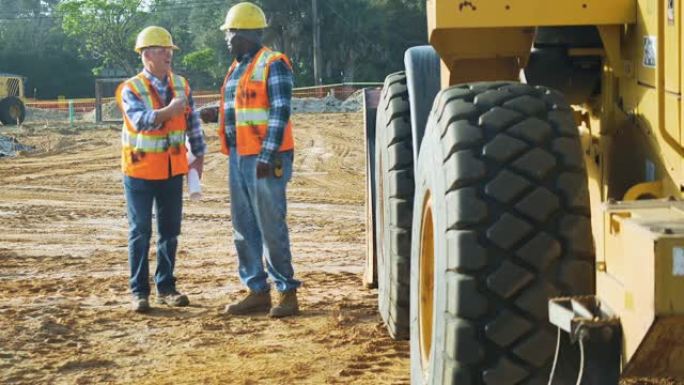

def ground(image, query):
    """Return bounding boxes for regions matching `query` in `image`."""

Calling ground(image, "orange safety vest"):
[218,47,295,156]
[116,72,190,180]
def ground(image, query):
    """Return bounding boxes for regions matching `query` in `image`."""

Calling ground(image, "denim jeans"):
[228,148,301,293]
[123,175,183,297]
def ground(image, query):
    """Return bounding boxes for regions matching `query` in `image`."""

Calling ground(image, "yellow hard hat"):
[134,26,179,53]
[220,2,267,31]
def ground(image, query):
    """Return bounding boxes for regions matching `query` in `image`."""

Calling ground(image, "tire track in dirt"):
[0,113,410,385]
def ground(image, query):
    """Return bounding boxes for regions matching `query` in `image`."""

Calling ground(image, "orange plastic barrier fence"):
[24,83,381,112]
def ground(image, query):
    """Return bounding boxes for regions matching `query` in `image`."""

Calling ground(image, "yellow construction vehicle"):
[0,73,26,125]
[364,0,684,383]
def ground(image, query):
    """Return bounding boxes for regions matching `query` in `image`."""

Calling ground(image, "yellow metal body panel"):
[0,76,24,100]
[665,0,680,93]
[666,93,682,174]
[635,0,657,87]
[598,207,654,362]
[623,180,664,200]
[431,27,534,88]
[428,0,636,87]
[427,0,684,377]
[598,201,684,369]
[427,0,636,30]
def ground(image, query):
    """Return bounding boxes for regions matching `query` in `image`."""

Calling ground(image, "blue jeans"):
[228,148,301,293]
[123,175,183,297]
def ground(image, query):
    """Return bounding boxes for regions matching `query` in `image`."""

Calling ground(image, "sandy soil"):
[0,112,410,385]
[2,112,680,385]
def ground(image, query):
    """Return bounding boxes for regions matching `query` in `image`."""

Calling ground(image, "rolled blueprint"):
[187,148,196,165]
[186,142,201,201]
[187,168,202,201]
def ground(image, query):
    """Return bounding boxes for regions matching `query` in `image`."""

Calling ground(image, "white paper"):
[188,168,202,201]
[186,140,201,200]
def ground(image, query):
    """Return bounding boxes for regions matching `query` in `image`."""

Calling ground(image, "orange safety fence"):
[24,83,381,113]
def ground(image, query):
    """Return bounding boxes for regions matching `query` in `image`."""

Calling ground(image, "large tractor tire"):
[0,96,26,125]
[375,71,414,340]
[410,82,594,384]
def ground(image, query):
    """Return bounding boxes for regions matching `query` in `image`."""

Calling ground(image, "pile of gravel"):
[291,93,362,113]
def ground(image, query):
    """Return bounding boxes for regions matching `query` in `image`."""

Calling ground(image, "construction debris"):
[291,93,362,113]
[0,134,32,157]
[22,92,365,125]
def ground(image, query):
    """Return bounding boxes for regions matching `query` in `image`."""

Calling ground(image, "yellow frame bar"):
[428,0,636,32]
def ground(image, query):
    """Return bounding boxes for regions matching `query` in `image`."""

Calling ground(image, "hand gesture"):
[256,162,270,179]
[167,97,187,117]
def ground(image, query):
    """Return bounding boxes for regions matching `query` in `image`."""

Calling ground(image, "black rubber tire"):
[0,96,26,125]
[364,89,379,289]
[374,71,413,340]
[410,82,594,385]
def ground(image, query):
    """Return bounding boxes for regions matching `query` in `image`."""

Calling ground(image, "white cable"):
[547,327,562,385]
[575,336,586,385]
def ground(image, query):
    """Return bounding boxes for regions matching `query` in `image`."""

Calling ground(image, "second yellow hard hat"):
[220,2,267,31]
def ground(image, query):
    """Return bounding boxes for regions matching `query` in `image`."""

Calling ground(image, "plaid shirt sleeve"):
[120,85,158,131]
[186,89,207,157]
[258,58,293,165]
[223,83,236,147]
[121,81,206,157]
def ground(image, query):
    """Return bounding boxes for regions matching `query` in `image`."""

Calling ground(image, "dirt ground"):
[2,112,681,385]
[0,112,410,385]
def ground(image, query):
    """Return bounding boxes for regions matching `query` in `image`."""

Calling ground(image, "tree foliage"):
[0,0,95,98]
[0,0,427,97]
[58,0,146,75]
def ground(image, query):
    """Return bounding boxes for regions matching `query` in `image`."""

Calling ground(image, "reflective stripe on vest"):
[217,47,294,156]
[117,71,190,180]
[235,108,269,126]
[121,129,185,153]
[122,73,188,153]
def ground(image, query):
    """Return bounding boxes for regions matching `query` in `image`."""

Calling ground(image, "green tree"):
[2,0,428,96]
[144,0,228,89]
[0,0,96,98]
[58,0,147,75]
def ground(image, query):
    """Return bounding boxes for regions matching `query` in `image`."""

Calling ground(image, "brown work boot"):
[269,289,299,318]
[224,290,271,315]
[131,295,150,313]
[156,290,190,307]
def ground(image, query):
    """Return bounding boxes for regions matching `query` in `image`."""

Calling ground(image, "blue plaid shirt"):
[223,47,293,164]
[120,69,207,157]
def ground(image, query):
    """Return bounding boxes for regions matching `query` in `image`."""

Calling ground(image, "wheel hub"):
[419,193,435,375]
[9,105,20,119]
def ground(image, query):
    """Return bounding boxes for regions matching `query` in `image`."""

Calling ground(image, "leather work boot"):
[156,291,190,307]
[224,291,271,315]
[131,295,150,313]
[269,290,299,318]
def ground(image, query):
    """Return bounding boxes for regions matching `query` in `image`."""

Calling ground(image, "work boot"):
[269,289,299,318]
[223,291,271,315]
[131,295,150,313]
[156,290,190,307]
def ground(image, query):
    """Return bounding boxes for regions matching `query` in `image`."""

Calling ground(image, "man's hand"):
[166,97,187,117]
[200,106,219,123]
[256,161,270,179]
[155,97,187,125]
[189,155,204,179]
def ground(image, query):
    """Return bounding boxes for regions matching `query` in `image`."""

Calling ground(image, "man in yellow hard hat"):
[116,26,206,313]
[207,2,301,318]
